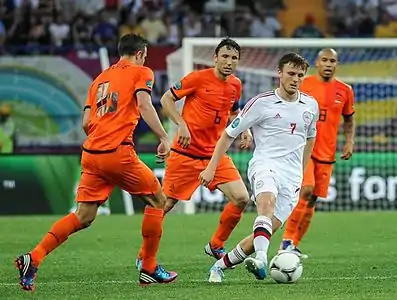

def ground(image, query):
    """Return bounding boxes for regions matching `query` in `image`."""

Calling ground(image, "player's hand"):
[199,168,215,187]
[340,141,354,160]
[156,138,170,163]
[177,123,191,149]
[240,130,253,149]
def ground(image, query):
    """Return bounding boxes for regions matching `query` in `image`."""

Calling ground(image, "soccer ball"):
[269,252,303,284]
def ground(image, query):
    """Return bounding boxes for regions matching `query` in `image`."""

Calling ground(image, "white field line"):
[0,275,395,286]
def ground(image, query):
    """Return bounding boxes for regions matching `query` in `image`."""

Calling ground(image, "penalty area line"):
[0,275,395,286]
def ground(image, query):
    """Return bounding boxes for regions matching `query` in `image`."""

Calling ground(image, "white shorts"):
[248,166,301,224]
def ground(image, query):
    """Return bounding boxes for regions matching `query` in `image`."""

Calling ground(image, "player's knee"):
[220,181,250,209]
[308,195,318,207]
[76,213,96,228]
[255,192,276,217]
[300,186,314,201]
[150,195,166,209]
[164,197,178,214]
[155,190,169,209]
[75,202,98,228]
[142,189,167,209]
[229,192,250,209]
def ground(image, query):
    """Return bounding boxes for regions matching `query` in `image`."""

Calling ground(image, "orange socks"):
[210,202,244,249]
[137,214,165,260]
[294,206,315,246]
[30,213,81,267]
[139,202,243,264]
[283,199,316,246]
[283,198,307,242]
[141,206,164,273]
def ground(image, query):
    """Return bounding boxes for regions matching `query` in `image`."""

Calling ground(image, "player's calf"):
[207,181,249,261]
[75,202,100,228]
[135,190,167,268]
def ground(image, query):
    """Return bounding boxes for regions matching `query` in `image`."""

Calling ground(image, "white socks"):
[253,215,272,262]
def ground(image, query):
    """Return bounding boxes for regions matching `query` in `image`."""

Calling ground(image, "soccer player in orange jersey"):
[15,34,177,291]
[135,38,252,268]
[280,48,356,255]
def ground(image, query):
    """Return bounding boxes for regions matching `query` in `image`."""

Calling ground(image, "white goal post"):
[166,38,397,215]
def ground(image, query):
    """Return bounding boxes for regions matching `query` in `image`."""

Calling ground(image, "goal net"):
[166,38,397,214]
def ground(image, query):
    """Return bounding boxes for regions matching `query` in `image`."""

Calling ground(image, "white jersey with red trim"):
[226,89,319,184]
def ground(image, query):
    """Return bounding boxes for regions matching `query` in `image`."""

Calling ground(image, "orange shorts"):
[302,158,334,198]
[163,151,241,200]
[76,145,160,203]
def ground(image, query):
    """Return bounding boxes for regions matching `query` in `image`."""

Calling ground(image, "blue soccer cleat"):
[135,258,142,271]
[279,239,308,259]
[204,242,226,260]
[208,265,224,283]
[15,253,38,291]
[244,257,267,280]
[139,265,178,285]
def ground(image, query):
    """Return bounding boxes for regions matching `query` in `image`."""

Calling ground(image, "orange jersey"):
[300,75,355,162]
[83,59,154,152]
[170,68,242,157]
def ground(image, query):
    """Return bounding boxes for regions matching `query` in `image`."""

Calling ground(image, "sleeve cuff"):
[135,88,152,96]
[170,88,180,100]
[342,111,355,117]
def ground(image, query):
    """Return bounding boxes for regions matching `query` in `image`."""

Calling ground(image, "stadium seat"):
[277,0,328,37]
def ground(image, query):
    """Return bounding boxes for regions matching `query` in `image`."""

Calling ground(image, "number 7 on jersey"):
[290,123,297,134]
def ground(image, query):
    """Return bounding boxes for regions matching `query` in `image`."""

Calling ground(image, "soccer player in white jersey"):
[198,52,319,282]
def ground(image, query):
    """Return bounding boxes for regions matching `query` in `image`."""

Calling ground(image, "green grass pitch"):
[0,212,396,299]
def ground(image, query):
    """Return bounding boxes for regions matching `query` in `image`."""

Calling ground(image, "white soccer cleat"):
[244,257,267,280]
[208,266,224,283]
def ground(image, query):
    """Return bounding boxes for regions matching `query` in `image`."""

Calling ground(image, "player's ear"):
[136,50,143,58]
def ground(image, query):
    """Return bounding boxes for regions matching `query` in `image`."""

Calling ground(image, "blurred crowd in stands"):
[0,0,397,55]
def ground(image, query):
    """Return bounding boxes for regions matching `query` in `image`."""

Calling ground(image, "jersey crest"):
[302,111,313,124]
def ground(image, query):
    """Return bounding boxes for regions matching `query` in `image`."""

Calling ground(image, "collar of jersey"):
[274,88,300,104]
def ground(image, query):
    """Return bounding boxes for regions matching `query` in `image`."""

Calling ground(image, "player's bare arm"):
[303,138,315,172]
[341,114,355,160]
[160,89,186,127]
[160,89,190,148]
[199,131,235,187]
[82,108,90,135]
[303,100,318,171]
[137,91,168,141]
[82,84,93,135]
[137,90,170,159]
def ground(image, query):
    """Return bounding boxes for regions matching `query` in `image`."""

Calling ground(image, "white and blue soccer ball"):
[269,252,303,284]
